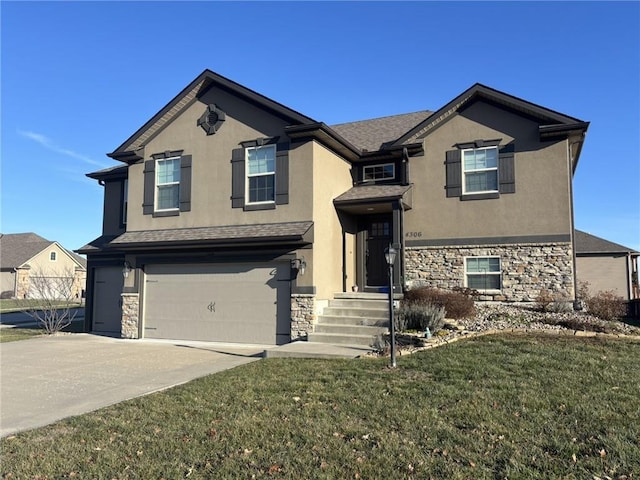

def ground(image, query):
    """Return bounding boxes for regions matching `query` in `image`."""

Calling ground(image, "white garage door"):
[143,263,290,345]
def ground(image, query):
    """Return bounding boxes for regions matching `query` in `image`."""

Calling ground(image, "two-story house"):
[78,69,588,345]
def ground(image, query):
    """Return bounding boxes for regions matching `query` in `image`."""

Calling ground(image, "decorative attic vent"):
[197,104,226,135]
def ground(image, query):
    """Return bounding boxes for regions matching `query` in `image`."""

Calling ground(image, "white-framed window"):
[50,251,57,261]
[246,145,275,204]
[462,146,498,194]
[363,163,395,182]
[156,157,181,211]
[465,256,501,291]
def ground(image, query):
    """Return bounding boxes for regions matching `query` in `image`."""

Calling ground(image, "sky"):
[1,1,639,253]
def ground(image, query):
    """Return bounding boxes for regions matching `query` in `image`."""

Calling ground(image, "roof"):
[333,184,412,204]
[331,111,432,152]
[575,230,639,255]
[86,164,128,180]
[90,221,314,249]
[0,233,86,269]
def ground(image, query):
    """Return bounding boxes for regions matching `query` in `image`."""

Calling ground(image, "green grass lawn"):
[2,334,639,479]
[0,327,44,342]
[0,299,83,313]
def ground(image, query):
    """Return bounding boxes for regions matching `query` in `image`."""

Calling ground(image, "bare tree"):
[18,267,81,334]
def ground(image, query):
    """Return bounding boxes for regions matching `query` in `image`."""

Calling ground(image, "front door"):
[365,217,392,287]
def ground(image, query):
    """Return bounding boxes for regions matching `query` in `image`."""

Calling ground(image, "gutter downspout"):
[568,139,582,303]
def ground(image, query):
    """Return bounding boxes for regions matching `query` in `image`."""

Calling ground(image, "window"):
[142,151,191,216]
[463,147,498,194]
[465,257,501,291]
[363,163,395,182]
[446,142,515,199]
[50,251,57,261]
[246,145,275,204]
[156,157,181,210]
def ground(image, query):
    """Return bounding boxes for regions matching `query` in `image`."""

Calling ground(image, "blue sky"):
[1,1,639,252]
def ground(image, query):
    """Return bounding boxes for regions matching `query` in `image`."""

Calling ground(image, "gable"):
[0,233,86,270]
[396,83,589,144]
[108,69,317,163]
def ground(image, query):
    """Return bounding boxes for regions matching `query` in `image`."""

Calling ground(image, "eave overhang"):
[285,123,362,161]
[86,165,128,181]
[79,222,314,254]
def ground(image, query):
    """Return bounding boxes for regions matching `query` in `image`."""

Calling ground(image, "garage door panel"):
[144,263,289,344]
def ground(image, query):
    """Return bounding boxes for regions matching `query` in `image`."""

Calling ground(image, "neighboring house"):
[0,233,87,299]
[575,230,639,301]
[79,69,589,344]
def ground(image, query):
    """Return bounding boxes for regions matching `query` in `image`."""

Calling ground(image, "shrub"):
[586,290,627,321]
[403,287,476,319]
[535,289,554,312]
[396,302,445,333]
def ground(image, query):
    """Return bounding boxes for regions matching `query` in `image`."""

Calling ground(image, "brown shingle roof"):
[0,233,53,269]
[108,221,314,247]
[575,230,638,254]
[0,233,86,269]
[334,185,412,204]
[330,111,432,152]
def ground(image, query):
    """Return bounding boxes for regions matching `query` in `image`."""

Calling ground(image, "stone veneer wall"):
[405,242,574,302]
[291,294,315,339]
[15,268,30,299]
[121,293,140,339]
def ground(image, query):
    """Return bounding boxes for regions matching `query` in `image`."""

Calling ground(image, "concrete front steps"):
[307,293,390,347]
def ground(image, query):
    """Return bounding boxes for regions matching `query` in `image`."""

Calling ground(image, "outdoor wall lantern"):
[291,258,307,276]
[385,245,397,368]
[122,261,132,279]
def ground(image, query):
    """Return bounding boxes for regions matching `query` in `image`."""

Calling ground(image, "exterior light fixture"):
[385,245,397,368]
[291,258,307,276]
[122,261,132,278]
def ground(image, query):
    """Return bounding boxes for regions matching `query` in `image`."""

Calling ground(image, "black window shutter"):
[179,155,192,212]
[275,142,289,205]
[231,148,245,208]
[142,160,155,215]
[499,145,516,194]
[445,149,462,197]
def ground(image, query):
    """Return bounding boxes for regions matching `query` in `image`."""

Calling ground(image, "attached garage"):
[92,266,124,335]
[143,262,291,345]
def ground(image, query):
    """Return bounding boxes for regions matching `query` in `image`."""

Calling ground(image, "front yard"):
[2,333,639,479]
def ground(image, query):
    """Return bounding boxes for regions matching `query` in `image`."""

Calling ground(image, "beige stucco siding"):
[311,141,355,300]
[127,87,314,232]
[28,245,82,276]
[407,101,573,241]
[1,271,16,297]
[576,255,630,300]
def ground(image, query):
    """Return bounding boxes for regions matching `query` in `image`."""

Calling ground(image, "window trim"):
[50,251,57,262]
[461,146,499,195]
[155,156,181,212]
[363,163,395,182]
[245,144,276,205]
[464,256,502,292]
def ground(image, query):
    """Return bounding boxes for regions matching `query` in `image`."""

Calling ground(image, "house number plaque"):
[207,302,216,313]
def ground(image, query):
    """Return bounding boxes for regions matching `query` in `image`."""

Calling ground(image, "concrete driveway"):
[0,334,264,437]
